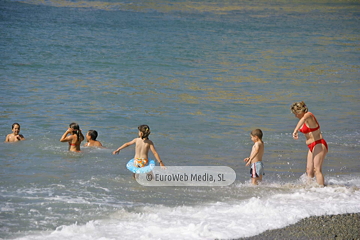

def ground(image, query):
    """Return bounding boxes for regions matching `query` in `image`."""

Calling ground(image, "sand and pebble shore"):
[236,213,360,240]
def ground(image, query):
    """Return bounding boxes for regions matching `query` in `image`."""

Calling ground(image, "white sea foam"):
[14,178,360,240]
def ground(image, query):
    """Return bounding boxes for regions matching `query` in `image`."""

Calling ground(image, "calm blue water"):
[1,0,360,239]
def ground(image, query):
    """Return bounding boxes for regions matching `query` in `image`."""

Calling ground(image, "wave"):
[13,176,360,240]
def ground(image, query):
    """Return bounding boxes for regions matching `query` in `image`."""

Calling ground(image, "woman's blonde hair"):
[291,101,308,114]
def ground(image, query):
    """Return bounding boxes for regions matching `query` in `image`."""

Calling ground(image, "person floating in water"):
[112,125,165,178]
[244,129,265,185]
[291,101,327,187]
[84,130,103,148]
[5,123,25,142]
[60,122,84,152]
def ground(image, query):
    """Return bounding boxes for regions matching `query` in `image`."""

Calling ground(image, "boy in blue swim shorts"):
[244,129,265,185]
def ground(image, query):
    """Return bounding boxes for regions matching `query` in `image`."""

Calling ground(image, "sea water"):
[1,0,359,239]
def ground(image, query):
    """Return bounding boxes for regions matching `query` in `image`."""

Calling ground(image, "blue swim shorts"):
[250,162,265,178]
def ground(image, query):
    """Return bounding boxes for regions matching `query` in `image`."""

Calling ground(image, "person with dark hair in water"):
[60,122,84,152]
[84,130,103,147]
[5,123,25,142]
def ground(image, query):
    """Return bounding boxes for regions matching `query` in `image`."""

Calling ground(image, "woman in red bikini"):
[291,101,328,186]
[60,122,84,152]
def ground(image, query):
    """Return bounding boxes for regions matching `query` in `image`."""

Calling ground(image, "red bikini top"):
[299,112,320,134]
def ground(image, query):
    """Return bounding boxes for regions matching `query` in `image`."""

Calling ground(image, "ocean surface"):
[1,0,359,239]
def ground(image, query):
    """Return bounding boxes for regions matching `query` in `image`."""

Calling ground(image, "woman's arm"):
[292,112,311,139]
[60,129,73,142]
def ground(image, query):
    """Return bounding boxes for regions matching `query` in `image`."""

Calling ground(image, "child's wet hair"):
[251,129,263,140]
[138,125,151,139]
[88,130,98,140]
[69,122,80,130]
[12,123,20,129]
[291,101,308,114]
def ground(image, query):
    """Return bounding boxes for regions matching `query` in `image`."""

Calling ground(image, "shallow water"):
[1,0,359,239]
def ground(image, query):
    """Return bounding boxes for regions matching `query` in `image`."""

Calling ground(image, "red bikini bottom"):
[307,139,328,152]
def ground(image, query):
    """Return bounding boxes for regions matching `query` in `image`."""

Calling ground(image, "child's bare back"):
[134,137,152,159]
[112,125,165,178]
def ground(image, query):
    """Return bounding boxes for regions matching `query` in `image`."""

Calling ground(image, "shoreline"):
[235,213,360,240]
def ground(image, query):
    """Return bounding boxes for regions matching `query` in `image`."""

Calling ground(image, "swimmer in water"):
[60,122,84,152]
[84,130,103,148]
[5,123,25,142]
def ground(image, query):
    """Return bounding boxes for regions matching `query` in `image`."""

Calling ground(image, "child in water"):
[84,130,103,147]
[5,123,25,142]
[60,123,84,152]
[112,125,165,178]
[244,129,265,185]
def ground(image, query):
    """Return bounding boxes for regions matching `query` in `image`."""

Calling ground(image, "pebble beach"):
[238,213,360,240]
